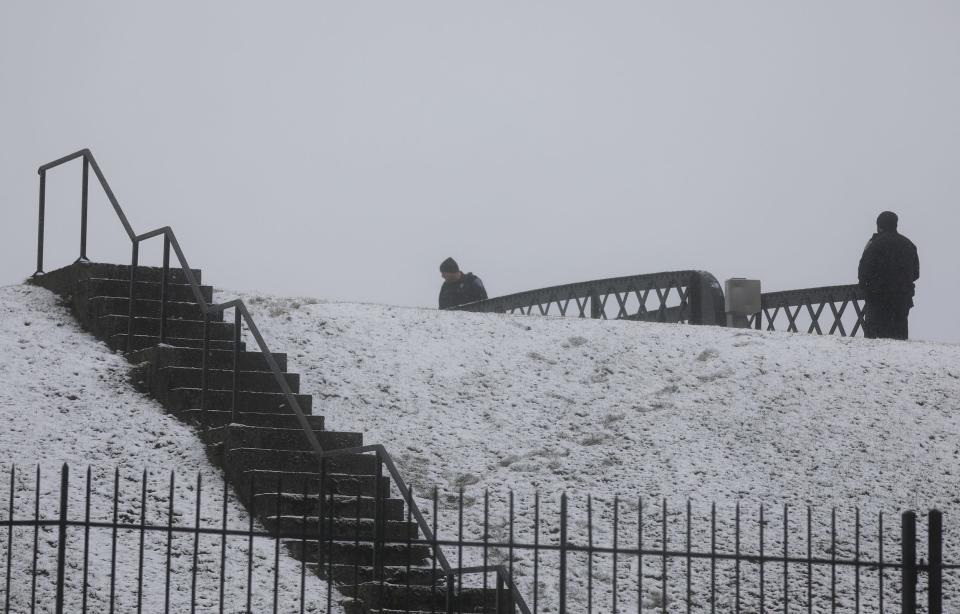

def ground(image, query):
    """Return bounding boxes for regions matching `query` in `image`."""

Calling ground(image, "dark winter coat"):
[857,230,920,299]
[439,273,488,309]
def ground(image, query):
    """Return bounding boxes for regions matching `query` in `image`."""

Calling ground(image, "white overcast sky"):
[2,2,958,343]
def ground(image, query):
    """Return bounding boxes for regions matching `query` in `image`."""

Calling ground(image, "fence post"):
[929,510,942,614]
[55,463,69,614]
[902,511,917,614]
[589,295,602,319]
[35,170,46,276]
[79,156,89,262]
[159,235,170,344]
[559,492,567,613]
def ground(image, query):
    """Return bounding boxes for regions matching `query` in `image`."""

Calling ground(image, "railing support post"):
[127,242,139,352]
[159,235,170,344]
[902,510,917,614]
[78,156,89,262]
[35,171,46,276]
[55,463,69,614]
[929,509,943,614]
[201,311,210,424]
[589,295,602,319]
[373,450,385,581]
[232,309,241,422]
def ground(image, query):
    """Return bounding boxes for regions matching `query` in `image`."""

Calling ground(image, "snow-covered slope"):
[234,291,960,512]
[0,284,336,613]
[5,281,960,611]
[230,289,960,610]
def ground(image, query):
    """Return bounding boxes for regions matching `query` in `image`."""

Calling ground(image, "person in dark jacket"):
[438,257,487,309]
[857,211,919,340]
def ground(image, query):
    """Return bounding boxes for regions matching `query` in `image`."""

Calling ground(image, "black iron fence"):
[749,284,866,337]
[2,463,953,614]
[453,274,868,339]
[452,271,726,326]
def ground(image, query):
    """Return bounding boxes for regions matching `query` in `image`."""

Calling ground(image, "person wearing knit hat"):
[438,257,488,309]
[858,211,920,339]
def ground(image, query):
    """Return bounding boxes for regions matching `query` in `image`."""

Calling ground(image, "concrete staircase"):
[33,261,501,614]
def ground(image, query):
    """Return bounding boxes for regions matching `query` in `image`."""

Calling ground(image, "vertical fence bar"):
[232,309,241,422]
[406,487,414,614]
[220,476,229,614]
[613,496,619,614]
[831,508,836,613]
[509,491,515,614]
[534,492,540,614]
[483,491,489,614]
[855,508,860,614]
[247,475,254,614]
[82,466,91,614]
[638,497,643,614]
[710,502,716,614]
[137,468,147,614]
[31,466,39,614]
[559,493,567,614]
[166,471,174,614]
[686,500,691,614]
[326,479,334,614]
[760,504,765,613]
[879,512,884,614]
[588,495,593,614]
[191,473,202,614]
[902,511,917,614]
[735,502,740,614]
[5,465,13,614]
[110,468,119,614]
[458,489,465,614]
[79,156,89,261]
[299,479,308,614]
[127,241,139,351]
[273,477,282,614]
[35,171,46,276]
[159,236,170,344]
[929,509,942,614]
[431,487,440,614]
[661,500,667,614]
[784,504,789,614]
[807,507,812,614]
[55,464,68,614]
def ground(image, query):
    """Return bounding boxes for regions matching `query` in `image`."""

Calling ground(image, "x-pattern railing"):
[32,149,529,612]
[453,270,724,326]
[748,284,866,337]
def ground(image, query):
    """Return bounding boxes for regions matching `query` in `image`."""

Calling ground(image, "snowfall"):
[2,281,960,612]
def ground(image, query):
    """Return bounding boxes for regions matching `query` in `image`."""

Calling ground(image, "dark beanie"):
[439,257,459,273]
[877,211,898,231]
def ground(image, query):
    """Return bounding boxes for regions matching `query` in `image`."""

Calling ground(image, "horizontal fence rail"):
[749,284,866,337]
[0,464,950,614]
[451,271,726,326]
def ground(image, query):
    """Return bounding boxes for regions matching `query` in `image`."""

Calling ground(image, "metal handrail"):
[750,283,866,336]
[452,269,725,326]
[35,149,521,611]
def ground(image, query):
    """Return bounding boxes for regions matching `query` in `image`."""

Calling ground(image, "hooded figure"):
[438,257,488,309]
[857,211,919,339]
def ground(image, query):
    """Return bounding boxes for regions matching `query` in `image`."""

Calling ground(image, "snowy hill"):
[231,290,960,514]
[4,281,960,611]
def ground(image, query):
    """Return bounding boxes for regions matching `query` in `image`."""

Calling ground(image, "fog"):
[2,1,958,342]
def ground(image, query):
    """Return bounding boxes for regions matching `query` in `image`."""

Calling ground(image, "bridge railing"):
[451,270,726,326]
[749,284,866,337]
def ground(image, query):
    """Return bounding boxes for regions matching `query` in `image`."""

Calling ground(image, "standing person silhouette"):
[438,257,487,309]
[858,211,920,340]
